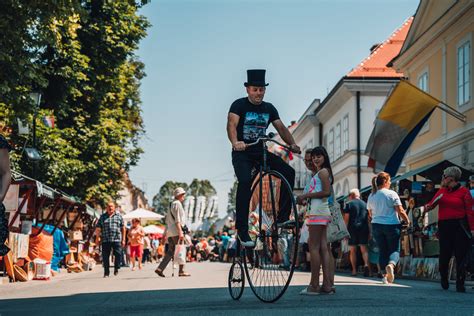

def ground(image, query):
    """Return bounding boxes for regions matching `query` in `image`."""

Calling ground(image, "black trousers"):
[102,242,122,275]
[232,150,295,232]
[438,219,471,284]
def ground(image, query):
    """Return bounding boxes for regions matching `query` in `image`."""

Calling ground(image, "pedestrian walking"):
[343,188,371,276]
[227,69,300,247]
[424,166,474,292]
[128,218,144,270]
[155,187,190,277]
[297,146,334,295]
[142,234,152,264]
[95,200,126,277]
[0,133,11,256]
[367,172,410,285]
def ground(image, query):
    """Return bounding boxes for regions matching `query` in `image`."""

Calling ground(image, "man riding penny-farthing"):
[226,69,301,303]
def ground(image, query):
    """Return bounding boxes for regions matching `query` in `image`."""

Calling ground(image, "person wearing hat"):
[227,69,301,247]
[155,187,190,277]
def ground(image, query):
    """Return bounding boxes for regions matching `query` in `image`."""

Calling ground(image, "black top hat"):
[244,69,269,87]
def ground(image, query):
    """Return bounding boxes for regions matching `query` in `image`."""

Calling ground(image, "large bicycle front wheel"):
[243,170,299,303]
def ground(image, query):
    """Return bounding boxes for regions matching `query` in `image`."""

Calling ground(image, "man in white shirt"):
[155,187,190,277]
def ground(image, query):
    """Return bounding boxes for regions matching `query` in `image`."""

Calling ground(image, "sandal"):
[299,286,320,296]
[320,287,335,295]
[154,269,165,277]
[179,272,191,277]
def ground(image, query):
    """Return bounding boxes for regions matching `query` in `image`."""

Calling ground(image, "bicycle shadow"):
[1,280,473,316]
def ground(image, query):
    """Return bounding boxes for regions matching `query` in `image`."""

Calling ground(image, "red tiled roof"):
[347,17,413,78]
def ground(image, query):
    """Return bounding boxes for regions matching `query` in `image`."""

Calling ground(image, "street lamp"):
[28,92,42,178]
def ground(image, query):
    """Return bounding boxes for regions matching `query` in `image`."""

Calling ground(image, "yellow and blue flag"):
[365,80,440,176]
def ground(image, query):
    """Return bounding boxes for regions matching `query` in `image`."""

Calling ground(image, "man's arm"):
[95,228,101,244]
[122,226,126,246]
[227,113,246,151]
[272,119,300,153]
[0,148,11,203]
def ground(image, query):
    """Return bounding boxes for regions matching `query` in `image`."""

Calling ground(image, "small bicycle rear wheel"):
[228,261,245,300]
[243,170,299,303]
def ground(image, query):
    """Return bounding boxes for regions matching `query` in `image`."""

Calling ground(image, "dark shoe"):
[238,232,255,248]
[114,270,118,276]
[363,266,370,277]
[155,269,165,277]
[456,278,466,293]
[104,273,110,278]
[441,277,449,290]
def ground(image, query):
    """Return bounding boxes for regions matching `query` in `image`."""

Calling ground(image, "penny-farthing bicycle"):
[228,134,299,303]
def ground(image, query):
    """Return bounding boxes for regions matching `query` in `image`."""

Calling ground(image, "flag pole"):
[401,79,466,123]
[436,103,466,123]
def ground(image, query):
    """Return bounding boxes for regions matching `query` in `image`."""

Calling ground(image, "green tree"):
[0,0,150,207]
[152,181,188,215]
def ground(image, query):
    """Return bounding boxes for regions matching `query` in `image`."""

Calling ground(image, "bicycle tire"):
[228,261,245,300]
[243,170,299,303]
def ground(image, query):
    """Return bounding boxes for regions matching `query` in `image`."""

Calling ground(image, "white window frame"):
[335,121,341,159]
[342,115,349,153]
[417,68,430,134]
[328,128,334,162]
[457,33,472,111]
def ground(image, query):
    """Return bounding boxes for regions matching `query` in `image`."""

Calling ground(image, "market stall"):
[1,171,100,282]
[335,160,473,281]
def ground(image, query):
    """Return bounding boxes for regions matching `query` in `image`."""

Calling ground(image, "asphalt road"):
[1,261,473,316]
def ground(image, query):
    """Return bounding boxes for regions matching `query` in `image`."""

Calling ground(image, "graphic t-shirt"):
[229,97,280,151]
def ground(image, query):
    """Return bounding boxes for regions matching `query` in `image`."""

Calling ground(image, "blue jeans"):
[372,223,401,272]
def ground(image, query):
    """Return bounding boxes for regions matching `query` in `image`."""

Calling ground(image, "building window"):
[323,134,327,149]
[335,122,341,159]
[418,70,429,133]
[458,39,471,106]
[418,72,428,92]
[328,128,334,162]
[342,115,349,152]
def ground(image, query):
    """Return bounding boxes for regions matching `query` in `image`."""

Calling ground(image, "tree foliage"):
[0,0,150,206]
[152,181,189,215]
[152,179,217,216]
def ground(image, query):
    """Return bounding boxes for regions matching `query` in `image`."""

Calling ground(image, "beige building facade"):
[392,0,474,172]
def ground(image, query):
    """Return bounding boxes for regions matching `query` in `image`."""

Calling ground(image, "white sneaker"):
[382,277,388,284]
[386,264,395,283]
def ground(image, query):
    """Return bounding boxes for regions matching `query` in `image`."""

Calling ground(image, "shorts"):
[306,215,331,226]
[129,244,143,257]
[348,228,369,246]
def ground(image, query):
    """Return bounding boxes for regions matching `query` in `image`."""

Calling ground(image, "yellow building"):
[392,0,473,172]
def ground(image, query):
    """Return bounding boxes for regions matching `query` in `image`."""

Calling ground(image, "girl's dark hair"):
[311,146,334,184]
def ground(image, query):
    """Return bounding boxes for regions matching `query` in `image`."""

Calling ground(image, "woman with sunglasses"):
[424,166,474,292]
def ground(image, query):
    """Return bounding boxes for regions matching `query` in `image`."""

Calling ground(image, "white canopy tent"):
[143,225,165,234]
[122,208,164,222]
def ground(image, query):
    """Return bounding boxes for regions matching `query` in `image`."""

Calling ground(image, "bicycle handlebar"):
[245,133,294,152]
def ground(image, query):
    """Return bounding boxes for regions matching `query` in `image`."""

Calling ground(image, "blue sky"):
[129,0,419,217]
